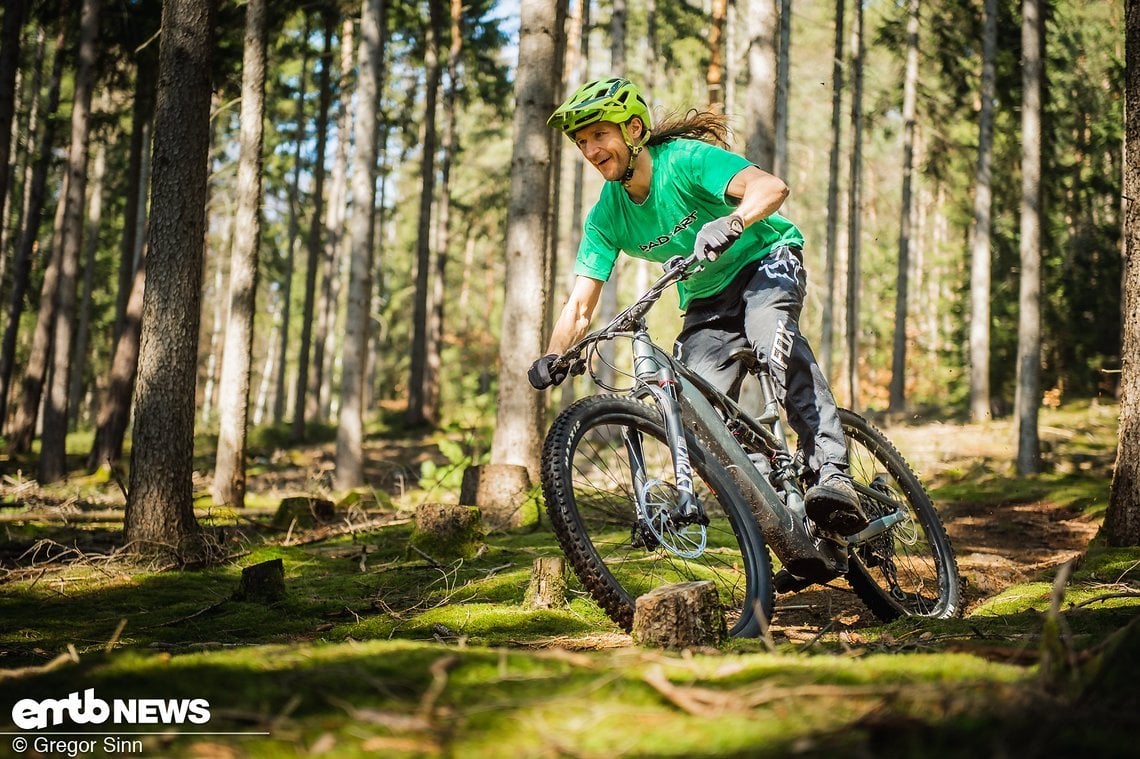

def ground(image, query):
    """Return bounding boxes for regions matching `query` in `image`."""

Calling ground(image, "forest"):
[1,0,1138,756]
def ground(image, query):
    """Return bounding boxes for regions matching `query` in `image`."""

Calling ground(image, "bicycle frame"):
[629,325,849,583]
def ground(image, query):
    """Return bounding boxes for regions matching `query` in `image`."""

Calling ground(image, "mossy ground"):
[1,402,1137,757]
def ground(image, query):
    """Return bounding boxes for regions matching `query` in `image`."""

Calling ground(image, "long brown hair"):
[647,109,732,149]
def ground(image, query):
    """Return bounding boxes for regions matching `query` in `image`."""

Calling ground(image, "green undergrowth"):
[1,402,1134,756]
[2,512,1139,757]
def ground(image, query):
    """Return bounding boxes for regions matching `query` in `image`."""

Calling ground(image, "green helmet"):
[547,77,653,137]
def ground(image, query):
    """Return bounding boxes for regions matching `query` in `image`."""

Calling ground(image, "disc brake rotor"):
[637,479,707,559]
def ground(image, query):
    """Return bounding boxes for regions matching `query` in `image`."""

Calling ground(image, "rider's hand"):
[528,354,568,389]
[694,214,744,262]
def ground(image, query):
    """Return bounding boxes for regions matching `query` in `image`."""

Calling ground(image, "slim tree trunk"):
[87,255,146,471]
[39,0,101,484]
[0,0,27,231]
[1015,0,1043,476]
[1105,0,1140,546]
[969,0,998,422]
[888,0,919,416]
[316,17,355,422]
[68,137,106,428]
[745,0,777,169]
[408,0,445,427]
[821,0,844,379]
[211,0,267,508]
[491,0,566,478]
[334,0,385,490]
[114,53,156,343]
[0,17,65,430]
[291,13,335,441]
[426,0,464,422]
[845,0,864,409]
[773,0,791,179]
[274,13,310,426]
[125,0,217,562]
[707,0,727,111]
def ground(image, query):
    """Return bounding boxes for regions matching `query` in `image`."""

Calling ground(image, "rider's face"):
[572,121,632,182]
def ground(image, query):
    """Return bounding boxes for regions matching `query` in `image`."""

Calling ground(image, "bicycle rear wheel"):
[840,409,963,620]
[541,395,774,636]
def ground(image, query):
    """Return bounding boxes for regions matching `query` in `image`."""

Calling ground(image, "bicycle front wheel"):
[840,409,963,620]
[541,395,774,637]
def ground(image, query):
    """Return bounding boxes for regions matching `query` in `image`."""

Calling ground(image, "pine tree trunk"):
[291,12,334,442]
[8,168,68,454]
[707,0,726,111]
[490,0,566,478]
[125,0,217,563]
[969,0,998,422]
[114,52,155,343]
[334,0,385,490]
[274,14,310,426]
[888,0,919,416]
[87,256,145,471]
[1015,0,1043,476]
[408,0,445,427]
[1105,0,1140,546]
[39,0,101,484]
[0,0,27,229]
[845,0,864,409]
[315,17,354,423]
[426,0,464,423]
[820,0,844,380]
[0,21,64,431]
[68,138,106,428]
[212,0,267,508]
[773,0,791,179]
[745,0,777,169]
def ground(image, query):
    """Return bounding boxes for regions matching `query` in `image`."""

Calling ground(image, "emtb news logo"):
[11,689,211,730]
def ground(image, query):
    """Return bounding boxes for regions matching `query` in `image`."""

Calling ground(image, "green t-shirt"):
[573,138,804,310]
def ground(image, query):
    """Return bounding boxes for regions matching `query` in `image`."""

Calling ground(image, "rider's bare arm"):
[546,275,604,356]
[724,166,790,228]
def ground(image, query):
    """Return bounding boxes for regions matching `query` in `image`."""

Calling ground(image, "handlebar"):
[552,253,704,373]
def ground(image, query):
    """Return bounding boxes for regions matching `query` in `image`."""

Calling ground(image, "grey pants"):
[674,245,848,481]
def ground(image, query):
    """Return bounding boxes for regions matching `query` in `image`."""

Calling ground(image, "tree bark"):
[407,0,445,427]
[0,17,65,431]
[124,0,217,563]
[490,0,566,479]
[39,0,101,484]
[707,0,727,111]
[773,0,791,178]
[888,0,920,416]
[274,13,310,426]
[1015,0,1043,475]
[845,0,865,408]
[745,0,777,169]
[1104,0,1140,546]
[0,0,27,232]
[291,12,335,442]
[212,0,267,508]
[969,0,998,422]
[820,0,844,380]
[334,0,386,490]
[68,138,106,428]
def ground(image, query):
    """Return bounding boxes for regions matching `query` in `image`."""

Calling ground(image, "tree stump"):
[233,559,286,603]
[272,496,336,530]
[523,557,568,609]
[631,581,726,649]
[460,464,532,530]
[408,503,484,560]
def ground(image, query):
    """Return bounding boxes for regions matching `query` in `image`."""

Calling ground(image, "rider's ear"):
[629,117,645,140]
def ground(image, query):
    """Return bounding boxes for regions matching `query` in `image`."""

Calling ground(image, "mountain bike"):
[539,253,962,637]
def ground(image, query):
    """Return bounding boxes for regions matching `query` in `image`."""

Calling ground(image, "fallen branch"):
[0,644,79,682]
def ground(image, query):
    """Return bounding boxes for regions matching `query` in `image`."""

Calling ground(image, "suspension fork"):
[630,330,705,525]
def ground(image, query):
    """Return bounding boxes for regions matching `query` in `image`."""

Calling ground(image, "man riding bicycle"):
[528,77,867,536]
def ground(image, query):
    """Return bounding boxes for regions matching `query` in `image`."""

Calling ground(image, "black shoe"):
[805,476,869,535]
